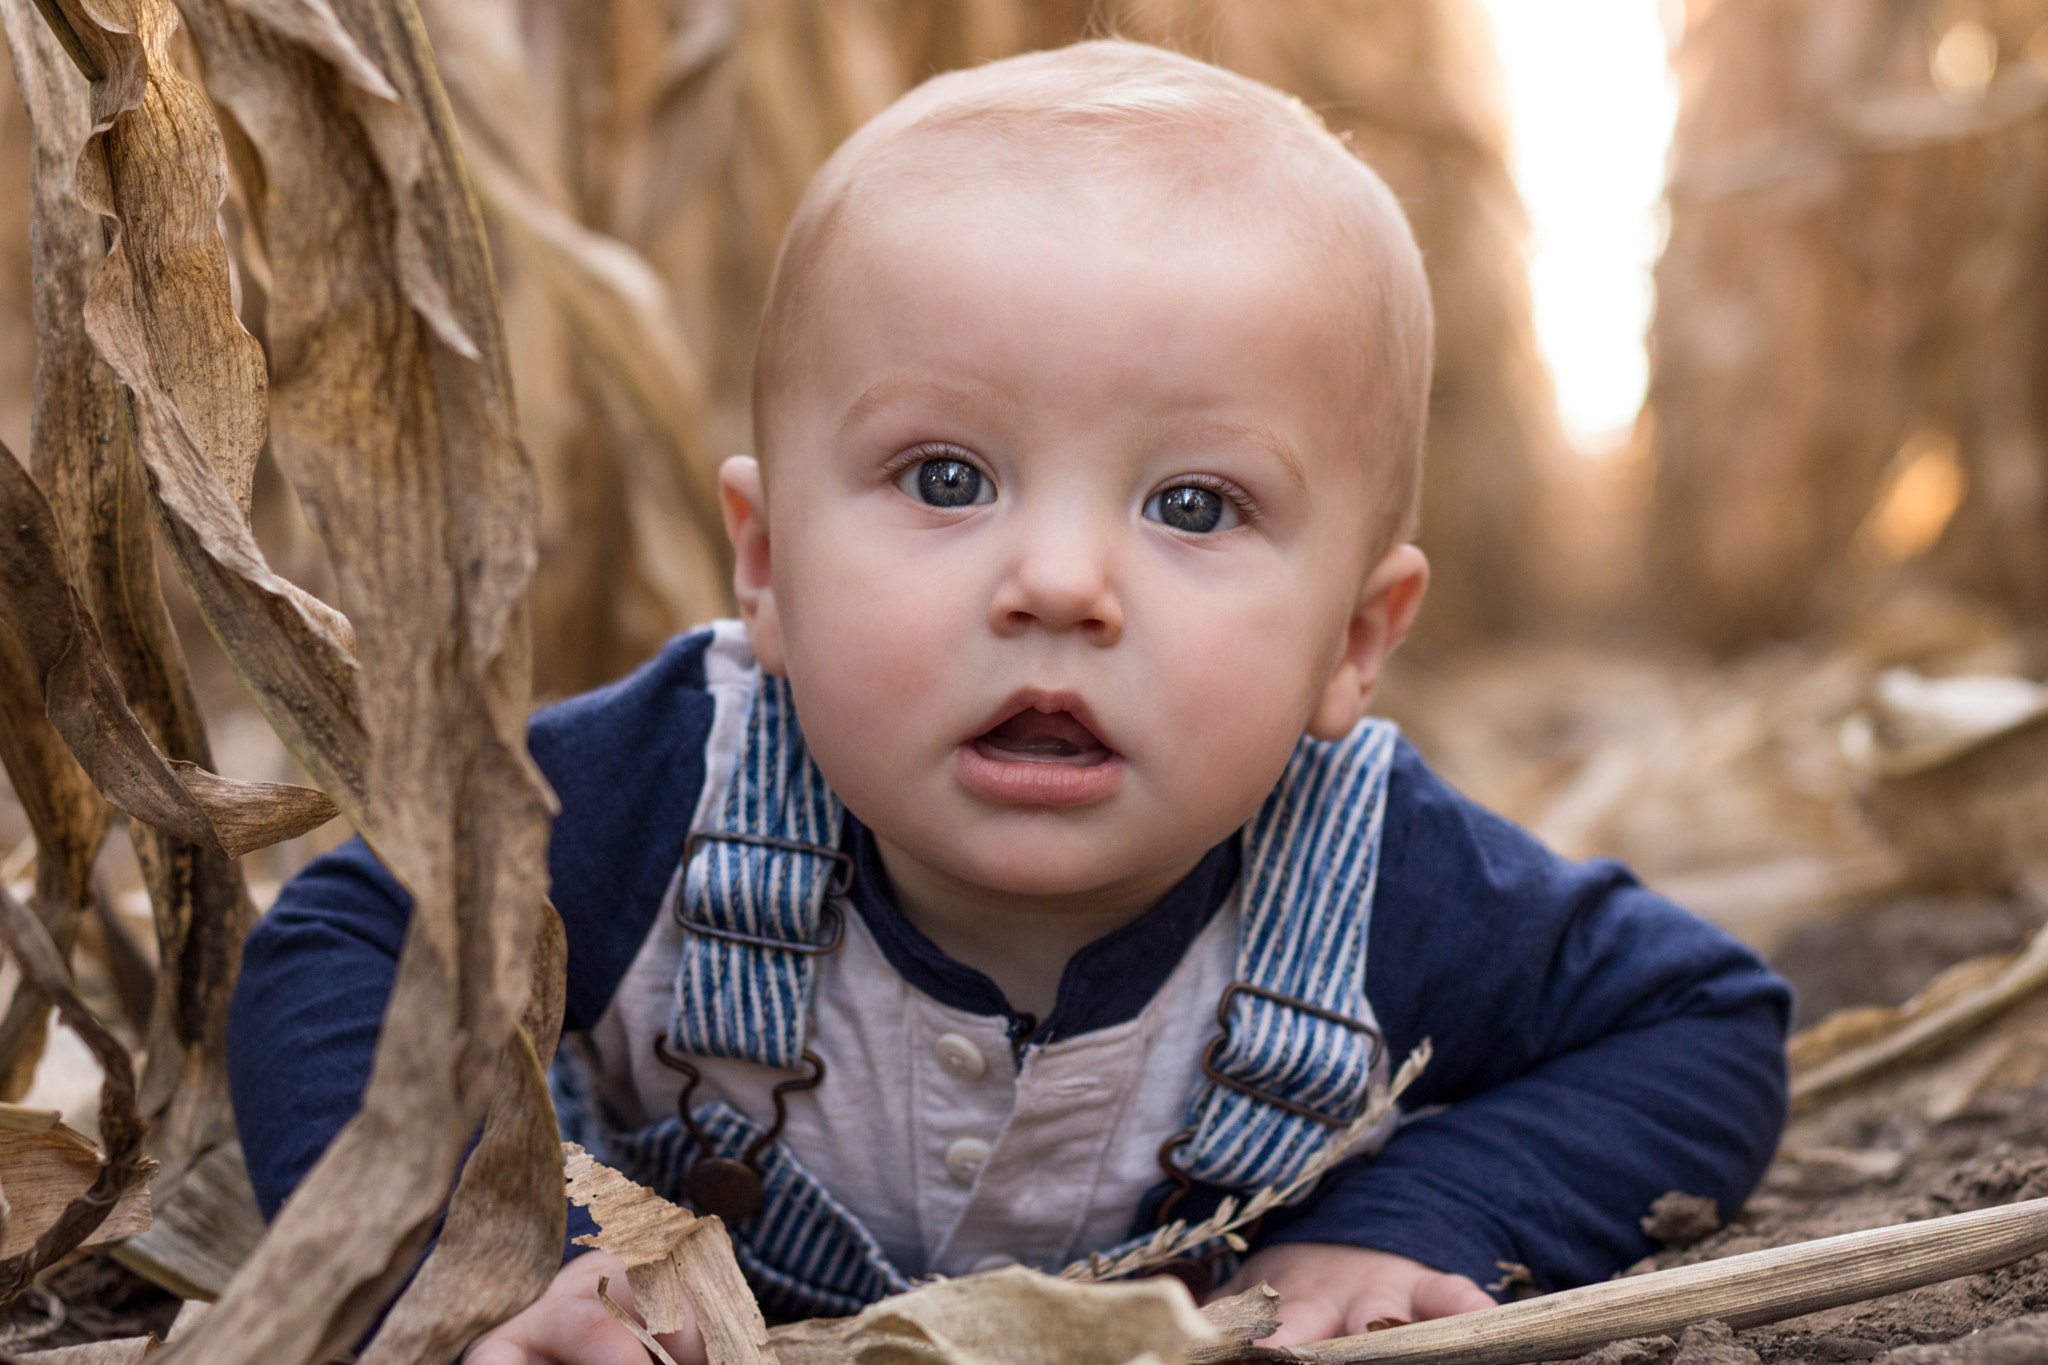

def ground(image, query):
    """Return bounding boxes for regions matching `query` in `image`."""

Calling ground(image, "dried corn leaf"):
[1784,937,2048,1125]
[0,881,150,1304]
[0,14,117,1097]
[349,906,564,1348]
[0,0,114,1081]
[0,1122,152,1257]
[355,1026,564,1365]
[4,0,305,1254]
[597,1276,682,1365]
[11,1341,159,1365]
[1195,1284,1282,1356]
[667,1217,772,1365]
[563,1141,698,1268]
[0,1106,63,1134]
[412,0,735,680]
[1792,912,2048,1106]
[110,1139,264,1300]
[0,442,334,857]
[767,1266,1217,1365]
[563,1142,773,1358]
[0,455,104,1093]
[27,0,367,821]
[5,0,561,1361]
[461,143,727,621]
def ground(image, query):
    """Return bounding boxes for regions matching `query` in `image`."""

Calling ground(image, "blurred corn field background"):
[1,0,2048,1359]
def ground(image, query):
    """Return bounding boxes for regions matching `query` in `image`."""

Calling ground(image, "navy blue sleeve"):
[1254,740,1791,1294]
[226,629,719,1227]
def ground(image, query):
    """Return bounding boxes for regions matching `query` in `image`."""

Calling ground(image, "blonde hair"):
[752,40,1434,546]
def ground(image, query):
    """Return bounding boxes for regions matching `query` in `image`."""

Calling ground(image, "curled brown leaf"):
[355,1026,566,1365]
[0,442,338,858]
[0,880,153,1307]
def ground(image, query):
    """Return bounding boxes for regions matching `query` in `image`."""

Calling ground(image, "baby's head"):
[721,41,1434,908]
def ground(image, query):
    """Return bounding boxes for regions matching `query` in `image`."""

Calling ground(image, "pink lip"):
[954,689,1124,807]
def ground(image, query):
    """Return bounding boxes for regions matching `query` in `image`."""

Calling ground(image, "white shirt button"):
[944,1136,992,1185]
[934,1032,987,1081]
[969,1254,1018,1274]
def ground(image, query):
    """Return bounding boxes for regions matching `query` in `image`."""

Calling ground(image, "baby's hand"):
[465,1250,706,1365]
[1216,1243,1493,1346]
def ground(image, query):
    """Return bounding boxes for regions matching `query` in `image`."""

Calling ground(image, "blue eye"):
[1145,484,1239,533]
[902,456,992,508]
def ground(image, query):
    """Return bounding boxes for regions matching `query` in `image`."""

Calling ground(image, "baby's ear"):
[1306,544,1429,741]
[719,456,786,675]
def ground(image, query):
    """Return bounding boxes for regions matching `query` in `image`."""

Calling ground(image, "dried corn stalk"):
[0,1115,153,1258]
[0,0,279,1294]
[563,1141,774,1364]
[0,880,150,1302]
[1652,0,2048,648]
[0,0,565,1357]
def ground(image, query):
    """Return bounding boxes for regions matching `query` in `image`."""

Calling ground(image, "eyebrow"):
[838,376,1019,434]
[1163,417,1310,494]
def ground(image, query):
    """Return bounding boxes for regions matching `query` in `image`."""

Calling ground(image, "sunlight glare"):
[1481,1,1680,454]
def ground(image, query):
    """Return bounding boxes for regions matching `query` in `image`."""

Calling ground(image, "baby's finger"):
[653,1323,710,1365]
[496,1297,658,1365]
[1410,1271,1494,1321]
[1261,1295,1347,1347]
[1335,1287,1426,1340]
[463,1342,530,1365]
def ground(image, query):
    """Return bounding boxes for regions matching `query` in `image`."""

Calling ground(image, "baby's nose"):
[990,533,1123,644]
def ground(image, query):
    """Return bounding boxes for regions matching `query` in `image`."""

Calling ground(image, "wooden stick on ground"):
[1231,1196,2048,1365]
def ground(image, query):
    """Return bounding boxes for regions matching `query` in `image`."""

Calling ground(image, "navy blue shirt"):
[228,628,1790,1297]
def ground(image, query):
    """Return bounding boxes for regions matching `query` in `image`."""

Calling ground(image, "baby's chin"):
[900,815,1212,901]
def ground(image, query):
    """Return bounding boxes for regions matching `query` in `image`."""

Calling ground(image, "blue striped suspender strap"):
[648,672,909,1318]
[1172,719,1398,1189]
[670,674,847,1067]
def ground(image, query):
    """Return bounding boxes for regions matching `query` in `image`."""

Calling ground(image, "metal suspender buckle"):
[653,1035,827,1225]
[1198,981,1385,1127]
[675,829,854,954]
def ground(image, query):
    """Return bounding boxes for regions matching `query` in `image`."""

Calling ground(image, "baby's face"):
[735,167,1413,903]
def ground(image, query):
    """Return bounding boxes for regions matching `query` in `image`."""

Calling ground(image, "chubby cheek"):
[771,523,976,773]
[1126,597,1325,836]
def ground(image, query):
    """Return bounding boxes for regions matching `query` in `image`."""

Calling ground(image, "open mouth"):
[973,707,1113,766]
[956,693,1123,806]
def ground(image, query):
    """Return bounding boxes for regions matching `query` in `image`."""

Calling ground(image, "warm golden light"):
[1857,430,1968,563]
[1932,19,1998,102]
[1482,0,1680,453]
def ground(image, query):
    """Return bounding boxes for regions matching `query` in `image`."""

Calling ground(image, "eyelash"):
[880,444,1264,525]
[881,441,984,486]
[1155,473,1262,528]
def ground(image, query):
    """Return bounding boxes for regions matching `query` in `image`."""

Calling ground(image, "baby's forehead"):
[833,110,1396,274]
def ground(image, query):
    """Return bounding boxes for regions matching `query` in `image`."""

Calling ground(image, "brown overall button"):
[686,1157,763,1224]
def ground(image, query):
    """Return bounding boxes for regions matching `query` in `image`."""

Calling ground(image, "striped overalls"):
[557,628,1399,1320]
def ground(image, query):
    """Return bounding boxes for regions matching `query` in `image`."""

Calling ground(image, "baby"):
[227,40,1791,1365]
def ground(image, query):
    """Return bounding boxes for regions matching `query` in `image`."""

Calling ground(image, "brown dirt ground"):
[1557,892,2048,1365]
[1571,1085,2048,1365]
